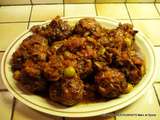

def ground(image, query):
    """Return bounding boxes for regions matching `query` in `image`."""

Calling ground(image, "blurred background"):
[0,0,160,4]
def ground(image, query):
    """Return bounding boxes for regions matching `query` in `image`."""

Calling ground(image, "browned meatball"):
[117,23,138,42]
[128,67,142,85]
[20,34,48,61]
[95,67,127,98]
[11,34,48,71]
[18,76,47,93]
[13,70,47,93]
[12,59,47,93]
[43,55,63,81]
[114,52,144,85]
[49,76,84,106]
[127,55,144,85]
[31,16,72,43]
[22,59,41,78]
[63,35,86,52]
[74,18,105,37]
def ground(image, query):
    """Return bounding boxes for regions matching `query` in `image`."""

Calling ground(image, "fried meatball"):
[95,67,128,98]
[126,55,144,85]
[117,23,138,42]
[22,59,41,78]
[43,55,63,81]
[128,67,142,85]
[74,18,105,37]
[13,70,46,93]
[107,23,137,51]
[49,76,84,106]
[11,34,48,71]
[115,53,144,85]
[18,76,47,93]
[12,59,47,93]
[31,16,72,43]
[63,35,86,52]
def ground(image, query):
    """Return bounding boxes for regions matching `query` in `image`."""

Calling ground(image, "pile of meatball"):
[11,16,145,106]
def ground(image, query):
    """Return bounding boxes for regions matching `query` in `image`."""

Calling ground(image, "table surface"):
[0,2,160,120]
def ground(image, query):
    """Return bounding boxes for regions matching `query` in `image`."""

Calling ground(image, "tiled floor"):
[0,53,6,89]
[126,4,160,19]
[126,0,154,2]
[65,4,96,16]
[0,92,14,120]
[153,47,160,82]
[154,84,160,102]
[0,23,28,51]
[116,87,160,120]
[13,101,62,120]
[0,3,160,120]
[64,0,94,3]
[31,5,63,21]
[65,115,114,120]
[32,0,63,4]
[132,20,160,45]
[0,0,31,5]
[0,6,31,22]
[96,4,129,19]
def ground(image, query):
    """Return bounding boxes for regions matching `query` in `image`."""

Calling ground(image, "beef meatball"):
[95,67,127,98]
[63,35,86,52]
[49,76,84,106]
[74,18,105,37]
[12,59,47,93]
[11,34,48,71]
[128,65,144,85]
[18,76,47,93]
[31,16,72,43]
[115,53,144,85]
[22,59,41,78]
[43,55,63,81]
[117,23,138,43]
[13,69,47,93]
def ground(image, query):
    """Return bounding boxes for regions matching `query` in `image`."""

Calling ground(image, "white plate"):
[1,16,157,117]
